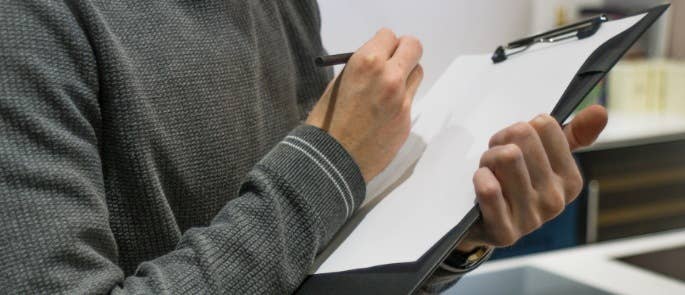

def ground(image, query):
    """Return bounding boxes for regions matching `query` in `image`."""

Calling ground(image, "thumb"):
[563,104,608,151]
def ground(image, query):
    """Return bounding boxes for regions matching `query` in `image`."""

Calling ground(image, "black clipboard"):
[296,4,669,294]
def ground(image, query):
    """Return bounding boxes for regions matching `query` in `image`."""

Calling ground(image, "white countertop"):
[579,111,685,151]
[467,229,685,294]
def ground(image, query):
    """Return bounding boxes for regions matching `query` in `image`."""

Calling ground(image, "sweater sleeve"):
[0,1,365,294]
[117,126,365,294]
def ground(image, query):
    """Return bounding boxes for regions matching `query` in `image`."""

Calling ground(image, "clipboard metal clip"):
[492,14,608,64]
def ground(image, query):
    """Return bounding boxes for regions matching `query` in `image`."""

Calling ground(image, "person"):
[0,1,607,294]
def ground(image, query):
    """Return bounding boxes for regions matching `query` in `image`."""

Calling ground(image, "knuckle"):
[540,190,565,219]
[355,53,384,73]
[402,35,423,54]
[379,27,398,42]
[508,122,535,140]
[533,114,557,130]
[480,150,493,167]
[530,114,558,130]
[382,73,404,96]
[497,144,523,165]
[489,131,505,147]
[475,180,500,200]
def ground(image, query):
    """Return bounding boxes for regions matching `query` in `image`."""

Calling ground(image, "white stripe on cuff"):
[279,141,351,218]
[285,135,356,210]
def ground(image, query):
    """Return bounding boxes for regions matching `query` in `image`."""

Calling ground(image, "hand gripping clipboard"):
[296,4,670,294]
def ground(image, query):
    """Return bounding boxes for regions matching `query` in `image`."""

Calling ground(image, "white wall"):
[318,0,532,97]
[530,0,603,34]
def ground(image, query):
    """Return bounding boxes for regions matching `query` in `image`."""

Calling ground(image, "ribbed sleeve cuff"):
[255,124,366,241]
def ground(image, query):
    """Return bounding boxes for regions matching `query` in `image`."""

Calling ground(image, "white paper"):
[315,14,646,274]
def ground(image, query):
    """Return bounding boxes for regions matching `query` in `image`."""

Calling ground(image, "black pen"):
[315,52,353,67]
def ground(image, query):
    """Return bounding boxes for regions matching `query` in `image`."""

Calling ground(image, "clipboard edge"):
[551,4,670,123]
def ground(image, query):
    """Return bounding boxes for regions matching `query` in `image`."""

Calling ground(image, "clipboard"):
[296,4,669,294]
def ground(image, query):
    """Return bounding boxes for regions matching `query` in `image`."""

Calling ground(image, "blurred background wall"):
[319,0,531,98]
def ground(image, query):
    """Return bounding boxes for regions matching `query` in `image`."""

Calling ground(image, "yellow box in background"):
[608,60,685,116]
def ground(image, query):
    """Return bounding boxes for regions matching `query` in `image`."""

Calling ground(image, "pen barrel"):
[315,52,353,67]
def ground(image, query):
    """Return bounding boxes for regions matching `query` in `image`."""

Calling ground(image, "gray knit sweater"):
[0,1,460,294]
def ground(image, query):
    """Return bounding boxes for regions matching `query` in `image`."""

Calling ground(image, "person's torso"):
[78,0,331,273]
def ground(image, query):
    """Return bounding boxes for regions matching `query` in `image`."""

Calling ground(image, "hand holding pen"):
[306,28,424,183]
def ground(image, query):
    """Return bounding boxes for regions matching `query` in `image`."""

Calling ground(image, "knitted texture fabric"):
[0,1,464,293]
[0,0,369,293]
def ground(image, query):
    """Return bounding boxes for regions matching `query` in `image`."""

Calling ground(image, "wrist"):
[271,125,367,216]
